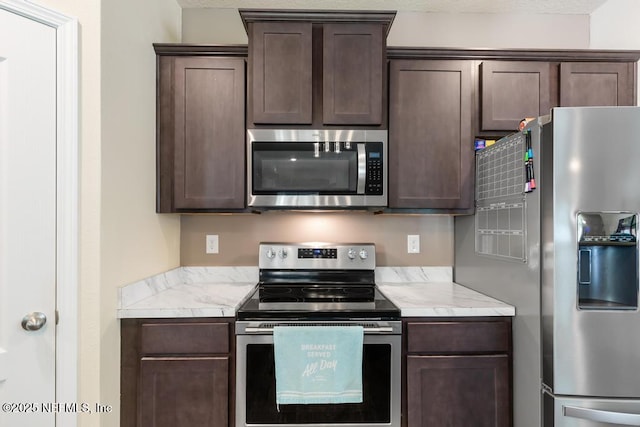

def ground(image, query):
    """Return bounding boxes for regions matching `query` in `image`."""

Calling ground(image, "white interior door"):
[0,7,57,426]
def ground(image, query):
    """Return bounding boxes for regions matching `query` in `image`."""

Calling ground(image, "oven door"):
[247,129,387,208]
[236,333,401,427]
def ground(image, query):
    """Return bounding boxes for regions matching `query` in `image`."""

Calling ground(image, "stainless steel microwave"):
[247,129,387,208]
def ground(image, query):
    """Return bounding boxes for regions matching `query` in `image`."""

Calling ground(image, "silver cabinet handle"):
[21,312,47,331]
[564,405,640,425]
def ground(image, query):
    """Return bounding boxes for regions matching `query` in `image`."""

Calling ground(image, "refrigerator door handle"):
[564,405,640,425]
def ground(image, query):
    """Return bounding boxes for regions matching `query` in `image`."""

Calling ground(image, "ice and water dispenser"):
[577,212,638,310]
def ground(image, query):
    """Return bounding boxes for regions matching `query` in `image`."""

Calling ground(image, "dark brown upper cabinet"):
[241,10,395,129]
[472,52,639,135]
[250,22,313,124]
[322,23,384,125]
[560,62,635,107]
[155,46,247,212]
[480,61,551,131]
[388,59,474,210]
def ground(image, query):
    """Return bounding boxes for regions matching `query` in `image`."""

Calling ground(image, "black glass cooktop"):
[236,284,400,321]
[259,283,375,303]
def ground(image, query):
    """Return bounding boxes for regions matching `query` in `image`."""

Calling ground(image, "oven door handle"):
[244,326,394,334]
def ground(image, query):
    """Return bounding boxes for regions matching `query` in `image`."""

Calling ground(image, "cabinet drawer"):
[407,321,510,354]
[140,322,229,355]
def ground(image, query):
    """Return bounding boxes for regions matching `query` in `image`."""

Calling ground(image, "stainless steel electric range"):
[236,242,401,427]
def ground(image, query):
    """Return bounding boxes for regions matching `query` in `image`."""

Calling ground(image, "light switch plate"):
[407,235,420,253]
[206,234,219,254]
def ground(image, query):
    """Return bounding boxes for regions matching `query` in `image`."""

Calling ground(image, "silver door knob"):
[21,312,47,331]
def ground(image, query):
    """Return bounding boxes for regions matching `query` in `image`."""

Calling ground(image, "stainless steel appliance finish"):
[546,395,640,426]
[236,242,401,427]
[247,129,387,208]
[259,242,376,270]
[236,322,401,427]
[455,107,640,427]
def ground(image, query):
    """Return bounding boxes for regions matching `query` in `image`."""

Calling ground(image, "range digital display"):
[298,248,338,259]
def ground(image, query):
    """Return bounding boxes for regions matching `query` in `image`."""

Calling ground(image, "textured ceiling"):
[176,0,610,14]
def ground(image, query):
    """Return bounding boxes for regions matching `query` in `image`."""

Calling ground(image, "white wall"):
[590,0,640,104]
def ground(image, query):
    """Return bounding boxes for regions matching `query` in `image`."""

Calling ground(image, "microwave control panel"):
[365,142,384,195]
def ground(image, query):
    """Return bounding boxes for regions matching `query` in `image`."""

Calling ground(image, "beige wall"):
[183,8,247,44]
[388,12,589,48]
[33,0,182,426]
[182,8,590,48]
[100,1,181,426]
[181,213,453,266]
[590,0,640,104]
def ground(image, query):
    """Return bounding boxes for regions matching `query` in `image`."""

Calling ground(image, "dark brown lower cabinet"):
[140,357,228,427]
[407,355,509,427]
[404,318,512,427]
[121,318,234,427]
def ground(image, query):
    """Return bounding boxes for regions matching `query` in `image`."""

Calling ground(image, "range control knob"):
[278,248,288,259]
[359,249,369,260]
[265,248,276,259]
[347,248,357,260]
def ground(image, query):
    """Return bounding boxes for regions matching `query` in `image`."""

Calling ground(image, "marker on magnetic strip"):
[529,160,536,191]
[527,131,536,190]
[523,131,530,192]
[525,130,533,158]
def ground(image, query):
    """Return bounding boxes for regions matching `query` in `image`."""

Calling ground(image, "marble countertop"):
[117,266,515,319]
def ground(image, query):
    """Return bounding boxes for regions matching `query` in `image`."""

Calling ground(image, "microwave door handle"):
[357,143,366,194]
[564,405,640,425]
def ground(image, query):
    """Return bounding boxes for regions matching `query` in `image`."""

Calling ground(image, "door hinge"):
[55,310,59,325]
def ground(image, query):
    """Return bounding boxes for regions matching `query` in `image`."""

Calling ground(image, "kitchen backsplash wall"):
[181,213,453,266]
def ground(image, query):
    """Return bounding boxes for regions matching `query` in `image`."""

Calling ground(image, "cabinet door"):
[481,61,551,131]
[140,357,229,427]
[323,23,384,125]
[389,60,474,209]
[173,57,245,209]
[560,62,635,107]
[407,355,510,427]
[251,22,312,124]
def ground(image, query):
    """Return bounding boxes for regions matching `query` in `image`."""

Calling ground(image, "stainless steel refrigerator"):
[455,106,640,427]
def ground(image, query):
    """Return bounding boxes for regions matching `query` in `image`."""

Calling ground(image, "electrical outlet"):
[407,235,420,254]
[206,234,219,254]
